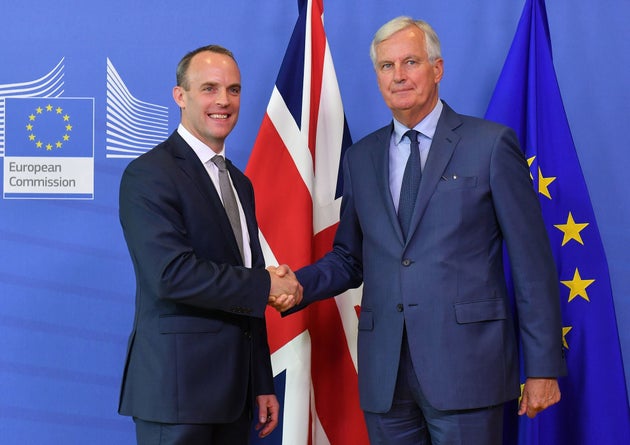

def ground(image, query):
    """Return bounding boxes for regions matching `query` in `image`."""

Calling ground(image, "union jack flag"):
[246,0,368,443]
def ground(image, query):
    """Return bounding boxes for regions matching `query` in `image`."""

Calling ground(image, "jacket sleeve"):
[490,126,567,378]
[294,154,363,307]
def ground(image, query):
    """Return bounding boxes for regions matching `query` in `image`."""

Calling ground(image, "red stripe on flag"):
[308,224,370,444]
[263,306,308,354]
[246,114,313,270]
[308,0,325,161]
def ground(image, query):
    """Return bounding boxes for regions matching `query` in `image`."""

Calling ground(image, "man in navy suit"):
[273,17,566,444]
[118,45,301,445]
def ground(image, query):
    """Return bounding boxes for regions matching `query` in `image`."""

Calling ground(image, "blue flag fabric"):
[485,0,630,443]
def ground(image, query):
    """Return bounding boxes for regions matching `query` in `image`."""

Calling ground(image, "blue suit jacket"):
[118,131,273,423]
[295,102,566,413]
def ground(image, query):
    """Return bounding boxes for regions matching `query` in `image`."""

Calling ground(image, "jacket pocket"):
[159,315,223,333]
[454,298,507,324]
[435,175,477,191]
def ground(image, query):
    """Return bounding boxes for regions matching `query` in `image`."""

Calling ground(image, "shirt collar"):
[393,99,443,145]
[177,123,225,164]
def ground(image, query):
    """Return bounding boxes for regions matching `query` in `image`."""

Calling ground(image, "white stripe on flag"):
[313,44,346,234]
[271,331,312,445]
[266,86,313,196]
[334,288,362,371]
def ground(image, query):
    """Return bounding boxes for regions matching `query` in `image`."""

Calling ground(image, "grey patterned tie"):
[211,155,244,260]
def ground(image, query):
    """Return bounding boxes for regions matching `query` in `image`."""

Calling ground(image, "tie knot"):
[211,155,227,171]
[405,129,420,144]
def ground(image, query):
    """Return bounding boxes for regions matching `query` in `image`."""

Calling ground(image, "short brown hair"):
[176,45,236,90]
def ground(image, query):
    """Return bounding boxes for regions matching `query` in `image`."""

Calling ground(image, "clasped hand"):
[267,264,303,312]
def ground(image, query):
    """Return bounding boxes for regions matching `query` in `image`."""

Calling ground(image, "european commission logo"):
[1,58,168,198]
[3,97,94,199]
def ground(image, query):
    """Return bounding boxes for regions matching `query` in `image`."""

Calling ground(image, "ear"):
[173,85,185,108]
[433,58,444,84]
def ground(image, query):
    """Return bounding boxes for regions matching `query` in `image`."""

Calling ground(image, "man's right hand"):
[267,264,303,312]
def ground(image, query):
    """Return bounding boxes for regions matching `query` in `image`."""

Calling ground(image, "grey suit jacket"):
[295,101,566,413]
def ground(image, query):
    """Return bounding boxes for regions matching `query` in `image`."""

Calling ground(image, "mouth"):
[208,113,229,119]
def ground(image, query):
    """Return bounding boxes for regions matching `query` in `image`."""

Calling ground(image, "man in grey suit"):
[118,45,301,445]
[272,17,566,445]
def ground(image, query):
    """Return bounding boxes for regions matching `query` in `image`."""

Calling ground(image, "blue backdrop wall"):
[1,1,628,443]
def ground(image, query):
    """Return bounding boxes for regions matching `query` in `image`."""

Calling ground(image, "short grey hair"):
[369,17,442,67]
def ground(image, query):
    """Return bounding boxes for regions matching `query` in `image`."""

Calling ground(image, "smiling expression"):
[173,51,241,152]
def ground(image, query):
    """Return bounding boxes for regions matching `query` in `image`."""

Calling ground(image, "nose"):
[393,63,406,83]
[216,88,229,106]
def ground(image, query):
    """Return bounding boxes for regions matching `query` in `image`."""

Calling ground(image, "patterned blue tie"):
[398,130,421,239]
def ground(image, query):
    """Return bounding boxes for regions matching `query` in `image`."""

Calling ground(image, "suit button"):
[397,304,403,312]
[402,259,411,266]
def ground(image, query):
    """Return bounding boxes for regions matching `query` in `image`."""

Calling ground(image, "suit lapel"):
[369,124,407,245]
[168,132,244,264]
[406,104,461,241]
[169,132,222,206]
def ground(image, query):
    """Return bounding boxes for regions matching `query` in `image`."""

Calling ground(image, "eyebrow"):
[378,54,420,64]
[198,81,241,90]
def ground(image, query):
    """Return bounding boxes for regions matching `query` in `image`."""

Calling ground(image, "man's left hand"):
[518,377,561,418]
[255,394,280,437]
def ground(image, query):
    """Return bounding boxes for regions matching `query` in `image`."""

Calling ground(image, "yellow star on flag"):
[538,167,556,199]
[554,212,589,246]
[527,155,535,180]
[24,103,75,151]
[562,326,572,349]
[561,268,595,302]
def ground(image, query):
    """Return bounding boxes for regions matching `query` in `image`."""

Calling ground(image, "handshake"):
[266,265,303,312]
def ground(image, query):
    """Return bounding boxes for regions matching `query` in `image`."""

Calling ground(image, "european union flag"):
[5,97,94,158]
[485,0,630,443]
